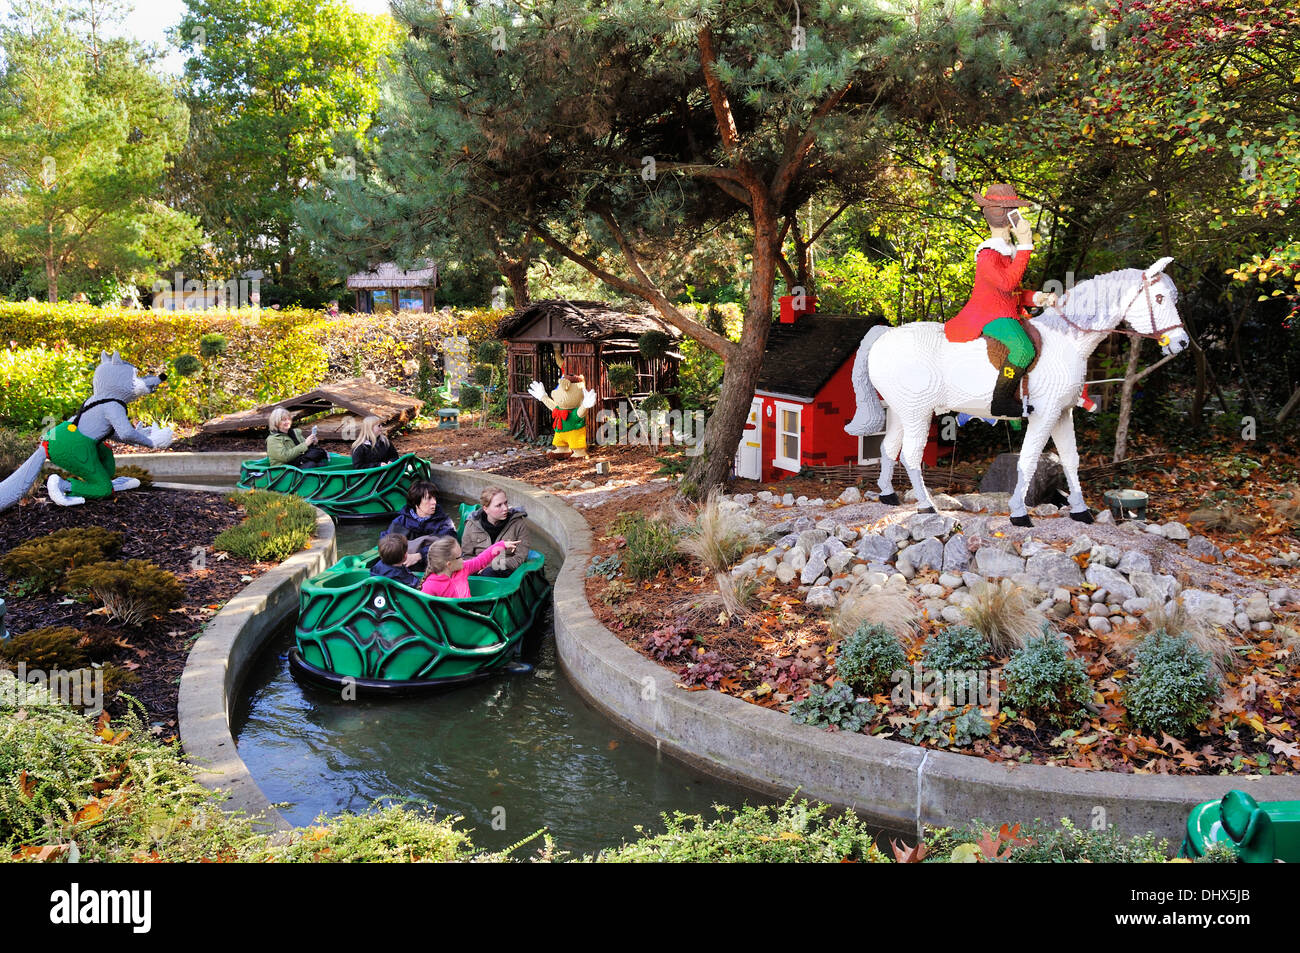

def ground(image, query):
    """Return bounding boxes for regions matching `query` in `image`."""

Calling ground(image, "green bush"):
[215,492,319,562]
[458,384,483,410]
[921,624,991,671]
[594,797,888,863]
[0,345,95,429]
[924,817,1171,863]
[63,560,185,627]
[0,426,33,474]
[1124,630,1219,737]
[471,362,495,386]
[613,512,681,581]
[835,622,906,696]
[0,627,89,669]
[637,330,671,360]
[606,363,637,396]
[1002,628,1093,728]
[897,707,991,748]
[790,681,877,732]
[476,339,504,365]
[114,464,153,489]
[640,392,670,413]
[1,526,124,593]
[171,353,202,377]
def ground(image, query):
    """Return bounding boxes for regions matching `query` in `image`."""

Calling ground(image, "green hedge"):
[0,303,508,430]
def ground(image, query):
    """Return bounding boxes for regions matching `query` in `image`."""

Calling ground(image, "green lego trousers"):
[982,317,1035,368]
[44,423,115,499]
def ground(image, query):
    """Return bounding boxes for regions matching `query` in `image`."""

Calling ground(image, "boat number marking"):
[373,595,387,609]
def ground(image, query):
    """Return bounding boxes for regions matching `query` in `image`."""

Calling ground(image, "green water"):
[230,517,780,856]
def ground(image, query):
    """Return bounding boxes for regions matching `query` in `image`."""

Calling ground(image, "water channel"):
[229,511,779,856]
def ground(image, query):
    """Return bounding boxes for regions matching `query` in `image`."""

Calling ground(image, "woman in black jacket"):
[351,416,400,468]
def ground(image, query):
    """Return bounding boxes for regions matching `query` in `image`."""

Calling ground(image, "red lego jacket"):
[945,238,1039,343]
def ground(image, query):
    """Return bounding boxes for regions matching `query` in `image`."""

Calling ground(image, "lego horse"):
[844,258,1189,526]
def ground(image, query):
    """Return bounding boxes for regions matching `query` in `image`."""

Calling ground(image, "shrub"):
[606,363,637,396]
[637,330,671,360]
[672,486,756,574]
[594,797,888,863]
[831,578,921,641]
[921,624,991,672]
[679,649,736,688]
[114,464,153,489]
[199,332,229,358]
[1137,598,1235,676]
[0,627,89,669]
[897,707,992,748]
[1,526,123,592]
[215,492,318,563]
[172,353,202,377]
[459,384,483,410]
[0,344,95,429]
[834,622,906,696]
[925,817,1170,864]
[640,392,670,413]
[1002,628,1093,728]
[585,553,622,578]
[476,339,504,365]
[63,559,185,627]
[614,512,681,581]
[1124,630,1219,737]
[471,362,495,386]
[790,681,877,732]
[963,578,1045,656]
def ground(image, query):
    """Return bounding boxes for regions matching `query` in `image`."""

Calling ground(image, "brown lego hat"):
[974,184,1033,208]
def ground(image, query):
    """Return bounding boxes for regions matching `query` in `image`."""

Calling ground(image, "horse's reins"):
[1044,271,1184,347]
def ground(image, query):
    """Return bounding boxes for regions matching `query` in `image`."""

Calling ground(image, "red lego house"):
[734,310,948,483]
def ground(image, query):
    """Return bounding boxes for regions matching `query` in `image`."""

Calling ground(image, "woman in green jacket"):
[460,486,531,578]
[266,408,329,468]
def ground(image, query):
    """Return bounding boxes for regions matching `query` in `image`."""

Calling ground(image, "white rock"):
[834,524,859,543]
[1026,551,1084,588]
[1244,593,1272,623]
[1065,535,1095,558]
[851,563,868,576]
[1234,612,1251,630]
[896,558,916,580]
[836,486,862,505]
[1129,571,1178,603]
[782,493,795,506]
[1254,621,1274,632]
[1089,603,1109,616]
[790,550,807,572]
[1036,598,1054,612]
[1117,550,1153,575]
[809,498,825,507]
[938,572,965,590]
[922,599,948,619]
[796,496,808,506]
[1085,565,1136,601]
[1162,521,1190,540]
[973,548,1026,578]
[1089,545,1121,568]
[942,535,971,573]
[806,587,838,609]
[899,537,944,571]
[941,606,966,624]
[1092,589,1109,604]
[1088,616,1113,634]
[776,565,797,584]
[1053,588,1072,604]
[1123,597,1151,614]
[800,552,828,586]
[757,491,774,502]
[1143,522,1166,537]
[1177,589,1237,627]
[829,576,854,593]
[828,551,855,575]
[919,583,946,599]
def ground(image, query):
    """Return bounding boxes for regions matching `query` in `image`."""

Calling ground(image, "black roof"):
[754,313,883,400]
[495,299,682,342]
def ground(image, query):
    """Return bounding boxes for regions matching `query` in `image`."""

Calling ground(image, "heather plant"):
[0,627,88,669]
[1002,628,1093,728]
[834,622,906,696]
[63,560,184,627]
[1,527,123,593]
[1124,630,1219,737]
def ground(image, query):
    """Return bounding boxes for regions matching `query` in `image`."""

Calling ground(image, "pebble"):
[938,572,965,589]
[918,583,946,599]
[837,486,862,504]
[1088,616,1112,634]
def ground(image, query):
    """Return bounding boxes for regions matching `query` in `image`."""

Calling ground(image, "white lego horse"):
[844,258,1189,526]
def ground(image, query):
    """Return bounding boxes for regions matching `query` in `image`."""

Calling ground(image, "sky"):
[2,0,395,74]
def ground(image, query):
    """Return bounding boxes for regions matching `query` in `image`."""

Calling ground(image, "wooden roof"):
[201,378,423,434]
[496,299,683,343]
[755,313,883,400]
[346,261,438,289]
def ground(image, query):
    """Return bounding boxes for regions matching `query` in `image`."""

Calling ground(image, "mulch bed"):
[0,488,273,733]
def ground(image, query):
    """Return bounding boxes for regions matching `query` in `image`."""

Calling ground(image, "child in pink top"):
[420,535,520,598]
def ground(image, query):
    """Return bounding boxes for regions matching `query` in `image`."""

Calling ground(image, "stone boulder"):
[942,535,971,573]
[978,452,1066,506]
[1025,551,1084,588]
[973,547,1026,578]
[1085,565,1136,601]
[1177,589,1236,628]
[898,537,945,571]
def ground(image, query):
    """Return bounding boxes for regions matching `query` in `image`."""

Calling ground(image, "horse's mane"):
[1034,268,1177,334]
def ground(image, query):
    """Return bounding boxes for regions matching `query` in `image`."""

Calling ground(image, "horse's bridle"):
[1047,271,1185,347]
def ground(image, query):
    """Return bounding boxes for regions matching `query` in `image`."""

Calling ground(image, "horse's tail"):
[844,324,890,436]
[0,446,48,513]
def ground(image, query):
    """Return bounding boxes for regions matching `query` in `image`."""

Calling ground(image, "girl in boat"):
[266,408,329,468]
[460,486,530,578]
[420,535,520,598]
[351,415,399,468]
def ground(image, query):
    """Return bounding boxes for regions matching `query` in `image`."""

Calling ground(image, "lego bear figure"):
[527,374,598,460]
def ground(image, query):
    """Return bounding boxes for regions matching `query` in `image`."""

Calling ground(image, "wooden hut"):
[497,299,683,441]
[347,261,439,314]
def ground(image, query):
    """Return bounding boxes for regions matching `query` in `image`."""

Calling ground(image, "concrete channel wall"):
[149,451,1299,843]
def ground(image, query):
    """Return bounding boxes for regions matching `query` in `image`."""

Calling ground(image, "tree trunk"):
[45,257,58,303]
[1112,336,1143,463]
[1277,383,1300,424]
[682,200,780,495]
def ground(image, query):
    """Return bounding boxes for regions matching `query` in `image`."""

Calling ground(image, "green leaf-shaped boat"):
[236,452,433,520]
[289,504,552,693]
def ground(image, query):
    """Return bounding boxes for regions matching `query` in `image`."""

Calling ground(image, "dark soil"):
[0,488,272,734]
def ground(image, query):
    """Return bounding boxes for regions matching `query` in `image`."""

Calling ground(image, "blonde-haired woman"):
[266,408,328,468]
[351,415,399,468]
[460,486,530,578]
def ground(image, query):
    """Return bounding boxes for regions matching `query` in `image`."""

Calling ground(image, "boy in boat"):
[382,480,456,569]
[420,535,520,598]
[371,532,423,588]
